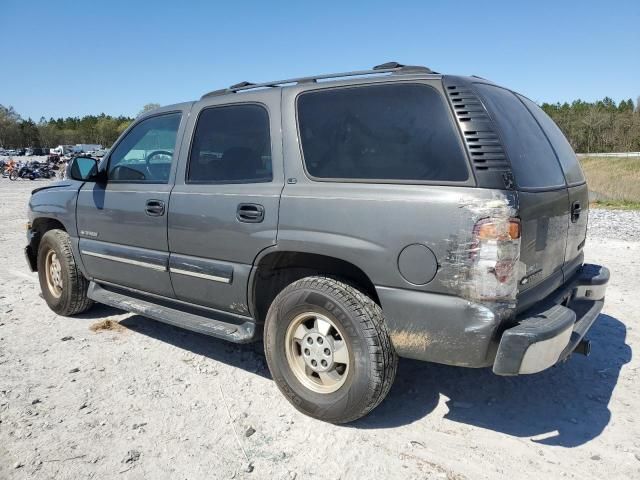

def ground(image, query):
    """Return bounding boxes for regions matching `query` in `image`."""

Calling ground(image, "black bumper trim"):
[558,299,604,362]
[24,245,37,272]
[493,263,609,376]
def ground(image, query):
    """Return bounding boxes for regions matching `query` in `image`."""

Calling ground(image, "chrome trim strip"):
[169,267,230,283]
[81,251,167,271]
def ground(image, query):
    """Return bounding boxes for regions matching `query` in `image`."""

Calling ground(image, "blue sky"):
[1,0,638,119]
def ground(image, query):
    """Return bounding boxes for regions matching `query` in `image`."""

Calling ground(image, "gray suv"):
[25,62,609,423]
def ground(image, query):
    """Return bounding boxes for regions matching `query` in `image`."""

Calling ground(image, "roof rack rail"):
[201,61,437,99]
[372,61,434,73]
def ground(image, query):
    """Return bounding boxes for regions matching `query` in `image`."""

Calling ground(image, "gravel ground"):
[0,179,638,479]
[586,209,640,240]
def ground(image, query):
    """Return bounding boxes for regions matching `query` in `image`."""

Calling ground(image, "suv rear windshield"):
[297,83,469,182]
[518,95,586,185]
[474,83,566,190]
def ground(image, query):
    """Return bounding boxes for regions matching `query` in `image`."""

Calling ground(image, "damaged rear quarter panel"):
[382,190,522,366]
[279,181,521,366]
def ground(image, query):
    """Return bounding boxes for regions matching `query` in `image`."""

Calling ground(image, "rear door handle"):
[145,199,165,216]
[237,203,264,223]
[571,201,581,223]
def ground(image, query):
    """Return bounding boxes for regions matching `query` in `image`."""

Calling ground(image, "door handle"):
[237,203,265,223]
[145,199,165,216]
[571,201,581,223]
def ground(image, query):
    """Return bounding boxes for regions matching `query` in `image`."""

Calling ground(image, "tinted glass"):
[474,84,565,189]
[297,84,469,182]
[70,157,97,180]
[188,104,271,184]
[518,95,586,185]
[108,113,181,183]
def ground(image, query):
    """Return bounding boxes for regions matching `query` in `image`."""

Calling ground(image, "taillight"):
[473,218,521,242]
[468,217,521,301]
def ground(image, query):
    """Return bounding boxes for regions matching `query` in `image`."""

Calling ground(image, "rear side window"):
[187,104,272,184]
[297,83,469,182]
[518,95,586,185]
[474,84,566,190]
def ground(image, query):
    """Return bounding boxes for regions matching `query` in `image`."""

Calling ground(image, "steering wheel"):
[143,150,173,179]
[145,150,173,165]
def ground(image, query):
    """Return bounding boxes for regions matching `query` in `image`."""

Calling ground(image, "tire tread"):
[268,275,397,423]
[39,229,93,316]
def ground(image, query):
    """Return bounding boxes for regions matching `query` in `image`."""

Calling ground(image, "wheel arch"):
[26,217,68,271]
[249,248,380,324]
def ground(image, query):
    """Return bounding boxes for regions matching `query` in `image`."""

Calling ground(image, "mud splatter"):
[391,330,431,351]
[89,319,125,333]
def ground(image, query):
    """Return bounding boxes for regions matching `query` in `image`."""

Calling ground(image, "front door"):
[168,90,283,315]
[77,108,189,297]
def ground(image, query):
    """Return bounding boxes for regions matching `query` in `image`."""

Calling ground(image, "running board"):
[87,282,256,343]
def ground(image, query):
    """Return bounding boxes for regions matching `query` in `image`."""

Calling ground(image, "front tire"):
[264,276,397,423]
[37,229,93,316]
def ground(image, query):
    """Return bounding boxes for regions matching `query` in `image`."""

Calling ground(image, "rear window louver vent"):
[444,82,510,174]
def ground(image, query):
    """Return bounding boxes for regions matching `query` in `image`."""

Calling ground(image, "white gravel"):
[587,209,640,240]
[1,179,639,479]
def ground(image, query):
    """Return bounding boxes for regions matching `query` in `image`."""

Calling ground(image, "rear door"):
[77,108,189,297]
[168,89,283,315]
[518,95,589,278]
[474,84,570,306]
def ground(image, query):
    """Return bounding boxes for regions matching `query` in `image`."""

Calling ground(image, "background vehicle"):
[73,143,102,154]
[51,145,75,156]
[25,147,47,156]
[33,161,56,179]
[10,161,47,180]
[2,159,18,177]
[25,62,609,423]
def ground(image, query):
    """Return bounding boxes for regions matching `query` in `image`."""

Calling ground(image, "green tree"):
[19,118,41,147]
[96,117,121,146]
[0,104,21,147]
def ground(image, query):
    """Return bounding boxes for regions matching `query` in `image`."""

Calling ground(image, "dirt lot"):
[0,179,638,480]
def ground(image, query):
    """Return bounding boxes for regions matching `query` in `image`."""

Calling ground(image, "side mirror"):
[69,156,101,182]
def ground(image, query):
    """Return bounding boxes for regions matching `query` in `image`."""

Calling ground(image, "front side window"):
[297,83,469,182]
[187,104,272,184]
[108,113,182,183]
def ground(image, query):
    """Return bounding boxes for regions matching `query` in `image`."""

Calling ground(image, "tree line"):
[541,97,640,153]
[0,103,159,150]
[1,98,639,153]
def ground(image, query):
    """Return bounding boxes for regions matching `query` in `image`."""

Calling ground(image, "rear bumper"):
[492,263,609,375]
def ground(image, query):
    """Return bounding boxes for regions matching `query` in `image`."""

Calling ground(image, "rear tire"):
[37,229,93,316]
[264,276,397,423]
[9,170,18,181]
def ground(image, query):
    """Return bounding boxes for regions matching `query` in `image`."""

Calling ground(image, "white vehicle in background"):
[51,144,104,156]
[51,145,75,156]
[73,144,102,154]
